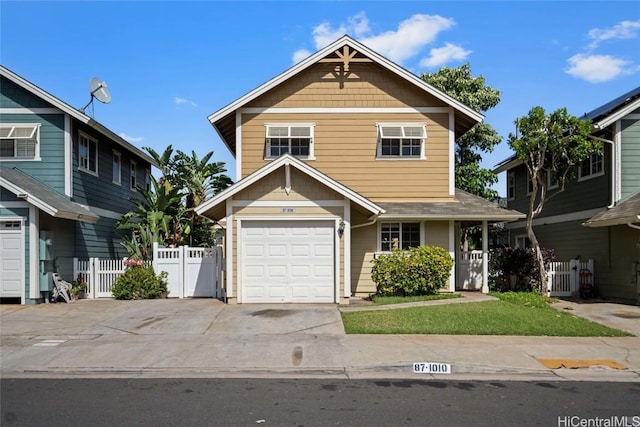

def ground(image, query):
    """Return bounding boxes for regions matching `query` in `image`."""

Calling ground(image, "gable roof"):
[0,65,158,168]
[195,153,385,219]
[584,86,640,130]
[0,166,99,223]
[494,86,640,174]
[583,192,640,228]
[208,35,484,156]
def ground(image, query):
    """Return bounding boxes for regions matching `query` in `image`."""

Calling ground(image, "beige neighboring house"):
[195,35,523,304]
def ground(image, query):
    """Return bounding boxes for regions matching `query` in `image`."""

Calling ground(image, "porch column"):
[482,220,489,293]
[449,220,456,292]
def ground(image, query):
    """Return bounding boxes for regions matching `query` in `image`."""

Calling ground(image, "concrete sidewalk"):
[1,297,639,382]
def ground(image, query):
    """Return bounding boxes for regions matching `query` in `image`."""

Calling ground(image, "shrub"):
[489,246,555,292]
[371,246,454,297]
[111,265,169,300]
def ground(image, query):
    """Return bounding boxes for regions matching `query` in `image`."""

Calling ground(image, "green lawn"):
[370,293,460,305]
[341,292,631,336]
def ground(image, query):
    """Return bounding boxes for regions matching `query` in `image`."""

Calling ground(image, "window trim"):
[144,167,151,191]
[0,123,41,161]
[78,131,98,176]
[515,234,530,249]
[112,150,121,185]
[376,123,427,160]
[526,170,533,195]
[578,153,604,181]
[264,123,315,160]
[507,171,515,200]
[378,221,423,252]
[130,160,137,191]
[547,171,559,190]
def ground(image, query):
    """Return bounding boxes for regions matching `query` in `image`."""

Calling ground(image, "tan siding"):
[425,221,449,250]
[350,224,378,296]
[246,62,448,109]
[234,167,343,201]
[241,112,451,200]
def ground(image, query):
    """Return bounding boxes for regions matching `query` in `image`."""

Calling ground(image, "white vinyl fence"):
[73,244,223,299]
[547,259,594,297]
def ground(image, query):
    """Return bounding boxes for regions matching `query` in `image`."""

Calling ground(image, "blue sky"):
[2,1,639,195]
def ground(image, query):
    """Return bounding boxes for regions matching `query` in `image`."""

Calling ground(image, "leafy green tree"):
[421,64,502,200]
[507,106,596,291]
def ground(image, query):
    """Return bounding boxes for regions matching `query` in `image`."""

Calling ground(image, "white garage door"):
[0,221,24,298]
[241,220,335,303]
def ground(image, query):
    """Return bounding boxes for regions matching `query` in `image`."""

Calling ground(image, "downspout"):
[628,220,640,231]
[351,213,379,230]
[588,134,616,208]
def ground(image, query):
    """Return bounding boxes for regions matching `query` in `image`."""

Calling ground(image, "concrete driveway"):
[0,299,346,338]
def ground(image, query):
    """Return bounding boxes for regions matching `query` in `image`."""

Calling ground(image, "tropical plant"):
[118,146,231,259]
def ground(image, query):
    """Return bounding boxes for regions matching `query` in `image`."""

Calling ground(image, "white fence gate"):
[73,244,223,299]
[457,250,483,290]
[152,243,223,298]
[547,259,594,297]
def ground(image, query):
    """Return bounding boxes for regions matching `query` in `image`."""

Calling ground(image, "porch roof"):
[0,166,99,223]
[377,189,525,222]
[583,192,640,228]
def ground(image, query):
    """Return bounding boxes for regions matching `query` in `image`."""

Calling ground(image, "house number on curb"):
[280,208,296,213]
[412,363,451,374]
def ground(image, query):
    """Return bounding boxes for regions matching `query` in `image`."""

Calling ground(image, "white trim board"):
[239,107,453,114]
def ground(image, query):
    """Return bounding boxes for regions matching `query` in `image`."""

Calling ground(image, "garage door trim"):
[0,218,25,301]
[237,218,340,303]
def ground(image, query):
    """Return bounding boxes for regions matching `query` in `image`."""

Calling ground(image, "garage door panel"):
[268,244,287,257]
[241,220,335,303]
[1,225,23,298]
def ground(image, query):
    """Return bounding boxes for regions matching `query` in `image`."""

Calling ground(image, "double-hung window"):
[79,132,98,174]
[507,171,515,200]
[376,123,426,159]
[112,151,121,185]
[578,153,603,180]
[265,124,315,160]
[380,222,421,251]
[130,161,137,190]
[0,124,40,160]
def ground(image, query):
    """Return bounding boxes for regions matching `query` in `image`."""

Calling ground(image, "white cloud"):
[175,97,197,107]
[564,20,640,83]
[420,43,471,68]
[565,54,633,83]
[119,132,143,143]
[297,12,457,65]
[587,20,640,49]
[292,48,312,64]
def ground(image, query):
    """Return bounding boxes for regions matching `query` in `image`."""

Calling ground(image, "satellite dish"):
[81,77,111,112]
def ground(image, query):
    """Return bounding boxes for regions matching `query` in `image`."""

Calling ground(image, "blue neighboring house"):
[0,65,158,304]
[494,88,640,302]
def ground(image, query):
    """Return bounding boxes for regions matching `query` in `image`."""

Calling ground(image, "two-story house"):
[494,87,640,302]
[0,65,157,304]
[195,35,523,304]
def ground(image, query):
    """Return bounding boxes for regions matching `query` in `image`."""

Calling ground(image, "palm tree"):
[171,150,232,246]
